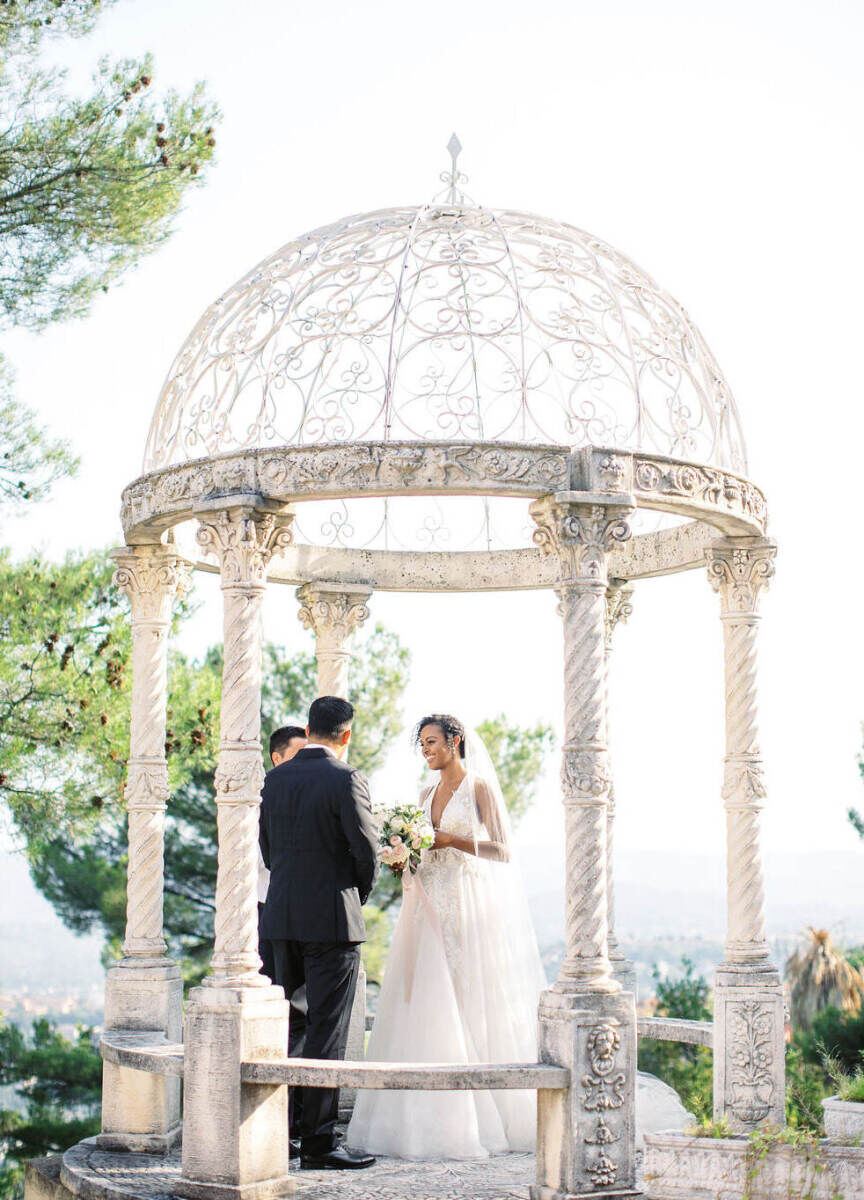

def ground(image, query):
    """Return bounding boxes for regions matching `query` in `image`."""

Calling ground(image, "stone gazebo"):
[44,156,788,1200]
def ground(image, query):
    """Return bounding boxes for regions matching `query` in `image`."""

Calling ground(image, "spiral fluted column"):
[706,537,785,1131]
[296,583,372,697]
[196,506,294,987]
[530,493,639,1200]
[112,547,188,961]
[178,503,294,1200]
[604,579,636,993]
[99,545,188,1152]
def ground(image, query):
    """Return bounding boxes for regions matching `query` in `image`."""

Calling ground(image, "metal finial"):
[441,132,465,204]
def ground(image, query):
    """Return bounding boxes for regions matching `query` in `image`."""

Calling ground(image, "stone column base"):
[99,959,182,1153]
[177,983,292,1200]
[532,987,638,1200]
[712,962,785,1131]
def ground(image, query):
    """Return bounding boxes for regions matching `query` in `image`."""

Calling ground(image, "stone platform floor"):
[60,1141,538,1200]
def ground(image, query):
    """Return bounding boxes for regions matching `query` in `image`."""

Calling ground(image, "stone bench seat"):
[100,1033,569,1090]
[637,1016,713,1047]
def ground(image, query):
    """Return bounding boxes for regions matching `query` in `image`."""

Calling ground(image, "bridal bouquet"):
[378,803,434,876]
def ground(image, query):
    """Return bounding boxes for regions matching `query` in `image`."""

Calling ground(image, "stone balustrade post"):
[604,579,637,996]
[98,545,188,1153]
[529,494,639,1200]
[706,537,785,1131]
[177,502,294,1200]
[295,582,372,1115]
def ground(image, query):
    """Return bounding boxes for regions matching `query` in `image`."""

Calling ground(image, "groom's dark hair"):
[307,696,354,741]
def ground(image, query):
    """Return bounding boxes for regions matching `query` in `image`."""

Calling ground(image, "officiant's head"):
[269,724,306,767]
[415,713,466,771]
[307,696,354,760]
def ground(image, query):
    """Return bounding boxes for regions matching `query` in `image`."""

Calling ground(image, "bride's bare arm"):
[432,781,510,861]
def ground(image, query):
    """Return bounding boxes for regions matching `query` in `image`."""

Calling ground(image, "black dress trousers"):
[271,938,360,1155]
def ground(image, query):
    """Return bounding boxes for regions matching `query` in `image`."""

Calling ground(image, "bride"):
[347,713,546,1159]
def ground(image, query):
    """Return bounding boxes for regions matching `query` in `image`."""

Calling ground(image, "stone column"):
[296,583,372,1114]
[706,537,785,1131]
[604,579,637,996]
[177,503,294,1200]
[99,545,188,1153]
[529,495,639,1200]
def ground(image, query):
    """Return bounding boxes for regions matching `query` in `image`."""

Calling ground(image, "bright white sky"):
[3,0,863,869]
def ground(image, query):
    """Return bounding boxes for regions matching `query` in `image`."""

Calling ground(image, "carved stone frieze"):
[120,443,767,544]
[706,539,776,614]
[581,1024,626,1112]
[633,455,767,531]
[196,507,293,588]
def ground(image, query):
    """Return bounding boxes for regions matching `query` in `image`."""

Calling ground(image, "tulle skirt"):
[347,852,546,1159]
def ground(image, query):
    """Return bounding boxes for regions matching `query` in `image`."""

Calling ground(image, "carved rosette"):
[531,498,633,995]
[112,546,189,962]
[296,585,372,696]
[707,539,775,965]
[196,508,293,986]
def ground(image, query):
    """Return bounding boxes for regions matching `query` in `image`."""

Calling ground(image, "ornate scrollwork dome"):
[144,205,746,476]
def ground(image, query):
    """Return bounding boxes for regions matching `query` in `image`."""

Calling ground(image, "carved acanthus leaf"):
[112,549,190,621]
[530,498,634,584]
[296,586,371,642]
[706,541,776,614]
[196,508,293,587]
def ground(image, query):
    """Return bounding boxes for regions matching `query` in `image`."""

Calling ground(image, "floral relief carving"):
[722,759,767,805]
[728,1000,775,1124]
[112,551,189,622]
[124,764,170,811]
[633,456,767,531]
[561,749,609,799]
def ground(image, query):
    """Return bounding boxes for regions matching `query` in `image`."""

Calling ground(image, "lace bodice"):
[421,777,484,872]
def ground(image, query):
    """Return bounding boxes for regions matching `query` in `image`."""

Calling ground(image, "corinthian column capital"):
[196,505,294,589]
[706,538,776,616]
[296,584,372,643]
[530,493,635,588]
[112,545,190,623]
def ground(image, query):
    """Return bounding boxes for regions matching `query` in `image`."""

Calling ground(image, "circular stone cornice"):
[121,441,767,546]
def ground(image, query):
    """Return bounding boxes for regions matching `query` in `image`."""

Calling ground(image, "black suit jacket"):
[259,747,378,943]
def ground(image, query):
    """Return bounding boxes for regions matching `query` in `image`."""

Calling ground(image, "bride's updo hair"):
[414,713,466,759]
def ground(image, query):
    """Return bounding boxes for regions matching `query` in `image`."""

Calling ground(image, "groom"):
[259,695,378,1170]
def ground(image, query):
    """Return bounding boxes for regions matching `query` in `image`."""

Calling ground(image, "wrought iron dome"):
[145,209,746,475]
[140,149,750,554]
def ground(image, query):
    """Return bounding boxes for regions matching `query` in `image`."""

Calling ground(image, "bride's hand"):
[432,830,454,849]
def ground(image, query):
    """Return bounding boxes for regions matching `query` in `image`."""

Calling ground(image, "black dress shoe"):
[289,1139,301,1160]
[301,1145,376,1170]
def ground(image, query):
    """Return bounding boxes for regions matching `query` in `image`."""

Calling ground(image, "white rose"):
[390,818,404,833]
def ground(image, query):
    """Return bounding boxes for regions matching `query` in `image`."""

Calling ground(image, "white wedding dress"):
[347,775,546,1159]
[347,768,693,1160]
